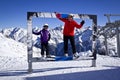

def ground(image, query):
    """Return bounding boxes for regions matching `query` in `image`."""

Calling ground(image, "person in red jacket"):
[55,12,85,58]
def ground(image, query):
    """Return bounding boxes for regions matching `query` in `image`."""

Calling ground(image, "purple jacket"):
[33,29,51,43]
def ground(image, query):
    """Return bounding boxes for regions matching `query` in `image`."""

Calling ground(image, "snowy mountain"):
[0,27,94,56]
[0,26,117,56]
[0,26,118,57]
[0,27,27,43]
[0,27,120,80]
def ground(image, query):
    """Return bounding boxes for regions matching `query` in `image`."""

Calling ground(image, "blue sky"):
[0,0,120,29]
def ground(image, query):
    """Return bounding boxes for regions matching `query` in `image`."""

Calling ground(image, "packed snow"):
[0,27,120,80]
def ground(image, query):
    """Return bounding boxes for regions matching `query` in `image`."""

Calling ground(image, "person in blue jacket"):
[32,24,51,58]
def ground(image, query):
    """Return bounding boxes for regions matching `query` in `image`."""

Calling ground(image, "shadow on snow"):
[0,66,120,80]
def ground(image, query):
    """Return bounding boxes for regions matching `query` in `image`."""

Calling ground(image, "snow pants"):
[41,42,49,56]
[63,35,76,55]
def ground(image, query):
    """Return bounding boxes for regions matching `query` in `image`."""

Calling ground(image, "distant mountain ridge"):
[0,26,117,56]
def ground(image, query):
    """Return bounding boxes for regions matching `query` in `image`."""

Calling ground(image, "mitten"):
[81,20,85,25]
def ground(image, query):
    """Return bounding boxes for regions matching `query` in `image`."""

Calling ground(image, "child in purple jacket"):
[33,24,51,58]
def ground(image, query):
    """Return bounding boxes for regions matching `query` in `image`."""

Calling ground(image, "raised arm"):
[32,29,41,35]
[74,20,85,29]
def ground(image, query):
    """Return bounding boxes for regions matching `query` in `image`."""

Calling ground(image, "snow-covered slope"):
[0,26,118,56]
[0,28,120,80]
[0,27,93,56]
[0,33,27,57]
[0,27,27,43]
[0,54,120,80]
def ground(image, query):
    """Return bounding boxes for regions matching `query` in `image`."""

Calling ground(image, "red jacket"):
[56,13,83,36]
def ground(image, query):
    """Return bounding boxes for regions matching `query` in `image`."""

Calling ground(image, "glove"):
[80,20,85,25]
[32,29,34,33]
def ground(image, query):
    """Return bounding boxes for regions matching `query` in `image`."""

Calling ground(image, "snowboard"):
[33,55,94,62]
[60,14,69,18]
[55,56,94,61]
[55,56,73,61]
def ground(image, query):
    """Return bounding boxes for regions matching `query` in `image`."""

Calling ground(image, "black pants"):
[41,42,49,56]
[64,35,76,54]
